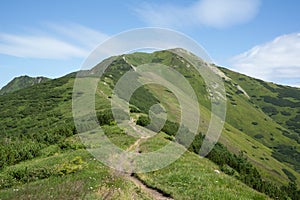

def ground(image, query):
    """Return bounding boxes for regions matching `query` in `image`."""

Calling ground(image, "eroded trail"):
[122,131,173,200]
[97,86,173,199]
[126,174,172,200]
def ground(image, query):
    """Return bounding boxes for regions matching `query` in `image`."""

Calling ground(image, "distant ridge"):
[0,75,50,95]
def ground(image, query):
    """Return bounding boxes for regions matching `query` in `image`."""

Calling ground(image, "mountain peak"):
[0,75,50,95]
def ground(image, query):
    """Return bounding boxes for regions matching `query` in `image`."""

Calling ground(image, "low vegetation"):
[1,49,300,199]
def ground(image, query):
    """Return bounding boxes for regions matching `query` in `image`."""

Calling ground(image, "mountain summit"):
[0,75,50,95]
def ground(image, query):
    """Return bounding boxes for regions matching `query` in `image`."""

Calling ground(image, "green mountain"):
[0,49,300,199]
[0,75,50,95]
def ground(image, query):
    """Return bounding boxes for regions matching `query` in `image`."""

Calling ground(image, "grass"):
[220,67,300,136]
[220,123,300,186]
[135,132,269,200]
[0,147,151,200]
[83,51,300,187]
[219,67,300,174]
[138,55,300,186]
[0,49,300,198]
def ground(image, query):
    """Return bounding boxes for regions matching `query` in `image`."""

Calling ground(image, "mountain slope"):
[0,75,50,95]
[121,49,300,185]
[0,49,300,199]
[220,68,300,173]
[220,67,300,137]
[0,75,268,199]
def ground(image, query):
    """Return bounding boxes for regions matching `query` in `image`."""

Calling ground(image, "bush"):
[281,111,291,116]
[220,165,238,177]
[262,106,278,116]
[161,120,179,136]
[5,166,53,186]
[56,156,85,176]
[282,168,297,182]
[254,134,264,139]
[0,139,43,169]
[136,115,150,127]
[262,96,300,108]
[0,173,17,189]
[272,145,300,172]
[96,110,114,125]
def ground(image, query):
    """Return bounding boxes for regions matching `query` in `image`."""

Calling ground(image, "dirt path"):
[123,127,173,200]
[126,174,172,200]
[97,85,173,199]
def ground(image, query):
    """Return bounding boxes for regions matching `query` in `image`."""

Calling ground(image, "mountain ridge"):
[0,75,50,95]
[1,49,300,199]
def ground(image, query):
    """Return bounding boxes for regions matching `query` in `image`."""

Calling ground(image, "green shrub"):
[96,110,114,125]
[262,106,278,116]
[282,168,297,182]
[220,165,238,177]
[262,96,300,108]
[161,120,179,136]
[254,134,264,139]
[136,115,150,127]
[5,166,53,186]
[56,156,86,176]
[0,173,17,189]
[281,111,291,116]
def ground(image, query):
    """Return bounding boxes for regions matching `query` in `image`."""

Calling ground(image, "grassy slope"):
[147,81,300,185]
[220,67,300,136]
[0,147,152,200]
[0,133,268,200]
[125,50,300,186]
[136,132,269,200]
[219,68,300,175]
[0,49,299,198]
[0,70,267,199]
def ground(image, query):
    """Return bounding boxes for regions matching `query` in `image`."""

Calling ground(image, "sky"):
[0,0,300,88]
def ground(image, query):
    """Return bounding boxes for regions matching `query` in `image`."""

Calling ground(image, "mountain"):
[0,75,50,95]
[0,49,300,199]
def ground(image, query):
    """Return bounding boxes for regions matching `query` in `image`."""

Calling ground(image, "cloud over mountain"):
[0,23,108,59]
[135,0,261,28]
[230,33,300,87]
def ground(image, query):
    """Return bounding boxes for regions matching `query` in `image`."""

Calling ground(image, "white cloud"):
[47,23,108,49]
[230,33,300,86]
[0,24,108,59]
[0,34,87,59]
[293,83,300,88]
[194,0,261,28]
[135,0,261,28]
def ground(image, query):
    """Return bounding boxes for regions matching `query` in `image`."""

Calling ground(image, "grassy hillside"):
[0,75,50,95]
[220,68,300,174]
[123,50,300,186]
[1,49,300,199]
[220,67,300,135]
[0,134,269,200]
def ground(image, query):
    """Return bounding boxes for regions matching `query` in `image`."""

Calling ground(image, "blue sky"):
[0,0,300,88]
